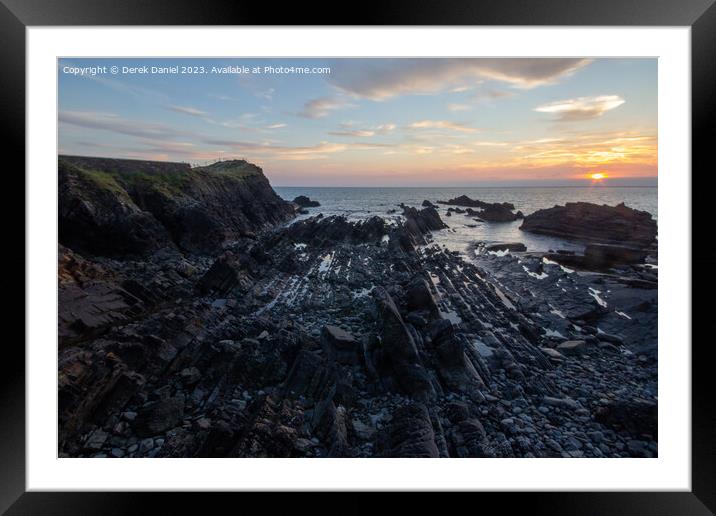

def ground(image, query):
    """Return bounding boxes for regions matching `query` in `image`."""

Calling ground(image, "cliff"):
[59,155,295,257]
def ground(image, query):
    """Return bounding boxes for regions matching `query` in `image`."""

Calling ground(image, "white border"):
[27,27,690,491]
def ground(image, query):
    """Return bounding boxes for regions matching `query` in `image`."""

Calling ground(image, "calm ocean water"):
[274,186,658,254]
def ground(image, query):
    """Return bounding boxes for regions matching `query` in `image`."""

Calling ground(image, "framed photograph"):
[4,0,715,512]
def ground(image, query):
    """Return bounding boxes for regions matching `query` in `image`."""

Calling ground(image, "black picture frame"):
[2,0,714,513]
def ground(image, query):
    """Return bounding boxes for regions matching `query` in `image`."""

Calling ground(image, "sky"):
[58,58,657,187]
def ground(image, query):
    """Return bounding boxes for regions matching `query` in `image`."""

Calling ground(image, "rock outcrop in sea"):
[520,202,657,248]
[437,195,523,222]
[58,157,658,459]
[293,195,321,208]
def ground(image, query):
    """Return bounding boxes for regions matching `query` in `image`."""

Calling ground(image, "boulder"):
[556,340,587,356]
[321,325,361,365]
[540,347,564,360]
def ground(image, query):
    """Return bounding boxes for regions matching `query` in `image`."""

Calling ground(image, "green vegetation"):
[78,167,127,196]
[194,159,262,180]
[59,156,264,199]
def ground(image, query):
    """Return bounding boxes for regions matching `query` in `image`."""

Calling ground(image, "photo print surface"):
[57,57,658,458]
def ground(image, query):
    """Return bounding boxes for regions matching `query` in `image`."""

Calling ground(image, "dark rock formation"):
[520,202,657,247]
[397,205,448,249]
[370,287,435,400]
[438,195,515,211]
[293,195,321,207]
[438,196,521,222]
[280,215,387,247]
[475,205,523,223]
[59,155,295,257]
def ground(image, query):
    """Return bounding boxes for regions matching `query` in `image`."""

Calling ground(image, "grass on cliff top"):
[82,167,190,196]
[193,159,262,180]
[61,157,262,197]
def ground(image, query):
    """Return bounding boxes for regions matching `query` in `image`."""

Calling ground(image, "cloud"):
[166,105,209,117]
[256,88,275,101]
[202,138,396,161]
[326,58,592,100]
[328,122,396,138]
[511,130,656,167]
[407,120,479,133]
[328,130,376,137]
[59,110,191,139]
[297,96,353,118]
[534,95,625,121]
[209,93,236,102]
[472,88,515,101]
[265,123,287,129]
[447,103,471,112]
[473,140,508,147]
[375,123,396,133]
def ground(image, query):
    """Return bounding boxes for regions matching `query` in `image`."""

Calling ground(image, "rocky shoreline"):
[58,157,658,458]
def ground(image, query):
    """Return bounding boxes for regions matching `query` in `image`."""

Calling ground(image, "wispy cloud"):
[407,120,479,133]
[326,58,592,100]
[59,110,191,139]
[328,130,376,137]
[166,105,209,117]
[472,88,515,101]
[297,97,353,119]
[534,95,625,121]
[328,122,396,138]
[473,140,509,147]
[447,103,471,112]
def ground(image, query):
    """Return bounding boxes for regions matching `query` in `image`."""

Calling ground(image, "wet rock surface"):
[58,161,657,458]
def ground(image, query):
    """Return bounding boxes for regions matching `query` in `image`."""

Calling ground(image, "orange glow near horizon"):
[590,172,607,180]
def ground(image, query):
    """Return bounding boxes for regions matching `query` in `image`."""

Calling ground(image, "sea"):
[274,186,658,255]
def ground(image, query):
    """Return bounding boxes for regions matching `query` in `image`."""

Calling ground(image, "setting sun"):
[590,172,607,180]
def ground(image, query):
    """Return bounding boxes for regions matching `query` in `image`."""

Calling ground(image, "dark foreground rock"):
[520,202,657,248]
[293,195,321,207]
[58,161,657,459]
